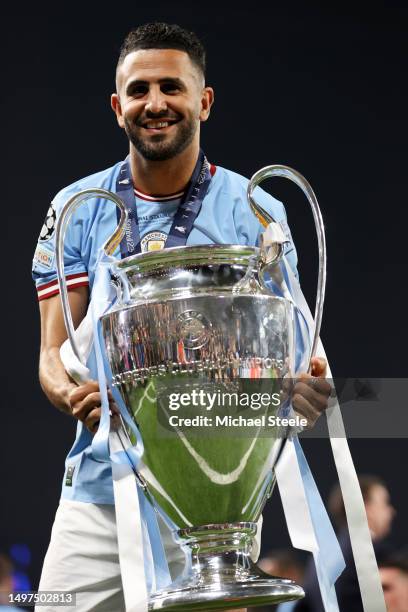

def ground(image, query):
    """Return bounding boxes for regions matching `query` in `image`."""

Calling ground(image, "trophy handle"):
[247,165,326,367]
[55,188,128,363]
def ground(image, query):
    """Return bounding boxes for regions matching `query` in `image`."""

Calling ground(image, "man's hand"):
[68,380,119,434]
[292,357,332,428]
[38,289,123,435]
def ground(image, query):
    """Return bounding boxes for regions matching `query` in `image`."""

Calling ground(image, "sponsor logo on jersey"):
[140,231,167,252]
[34,244,54,268]
[39,203,57,242]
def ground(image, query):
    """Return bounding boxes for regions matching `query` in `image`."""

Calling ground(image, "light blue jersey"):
[32,160,298,504]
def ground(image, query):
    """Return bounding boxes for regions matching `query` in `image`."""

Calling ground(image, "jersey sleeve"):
[32,191,89,301]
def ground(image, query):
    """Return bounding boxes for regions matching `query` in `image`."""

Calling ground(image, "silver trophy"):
[56,166,326,610]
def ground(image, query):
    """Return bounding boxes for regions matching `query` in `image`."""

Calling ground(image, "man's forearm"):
[39,346,77,415]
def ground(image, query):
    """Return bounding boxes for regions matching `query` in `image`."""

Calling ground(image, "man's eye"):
[161,83,180,94]
[130,85,148,97]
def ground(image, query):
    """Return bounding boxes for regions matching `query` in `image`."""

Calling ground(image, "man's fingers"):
[69,380,119,422]
[86,404,120,433]
[68,380,100,404]
[293,381,328,413]
[72,394,119,416]
[293,360,331,428]
[297,373,331,397]
[292,374,332,428]
[292,393,320,428]
[71,391,102,420]
[84,407,102,433]
[310,357,327,377]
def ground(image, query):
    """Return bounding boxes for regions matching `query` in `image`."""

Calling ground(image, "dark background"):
[2,0,407,591]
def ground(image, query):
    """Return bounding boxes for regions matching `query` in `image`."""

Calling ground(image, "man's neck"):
[130,143,200,196]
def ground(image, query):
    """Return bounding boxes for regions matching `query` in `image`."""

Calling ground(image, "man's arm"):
[39,286,110,432]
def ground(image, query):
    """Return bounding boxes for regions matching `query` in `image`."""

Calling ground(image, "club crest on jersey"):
[141,231,167,253]
[39,203,57,242]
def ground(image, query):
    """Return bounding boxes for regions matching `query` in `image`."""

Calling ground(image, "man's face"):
[112,49,213,161]
[365,485,395,540]
[380,567,408,612]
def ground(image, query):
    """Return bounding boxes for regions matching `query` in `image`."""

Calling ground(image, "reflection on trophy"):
[55,166,326,610]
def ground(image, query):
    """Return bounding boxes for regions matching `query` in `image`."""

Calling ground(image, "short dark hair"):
[117,22,206,77]
[379,550,408,574]
[328,474,386,529]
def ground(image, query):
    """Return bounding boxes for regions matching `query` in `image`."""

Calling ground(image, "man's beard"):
[124,115,197,161]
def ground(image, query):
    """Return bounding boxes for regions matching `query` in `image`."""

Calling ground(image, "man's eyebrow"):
[125,77,185,95]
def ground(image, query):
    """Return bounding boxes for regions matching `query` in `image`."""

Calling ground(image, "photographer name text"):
[168,414,307,428]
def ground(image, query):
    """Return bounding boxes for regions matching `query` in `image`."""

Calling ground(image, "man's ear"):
[111,93,125,128]
[200,87,214,122]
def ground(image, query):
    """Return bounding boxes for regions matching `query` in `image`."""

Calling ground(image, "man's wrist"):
[60,381,78,415]
[40,378,77,415]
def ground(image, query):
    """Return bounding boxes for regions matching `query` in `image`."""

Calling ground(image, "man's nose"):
[145,86,167,114]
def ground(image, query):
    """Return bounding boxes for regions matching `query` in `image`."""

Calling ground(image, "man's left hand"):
[292,357,332,428]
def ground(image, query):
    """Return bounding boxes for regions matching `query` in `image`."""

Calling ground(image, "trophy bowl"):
[100,244,304,610]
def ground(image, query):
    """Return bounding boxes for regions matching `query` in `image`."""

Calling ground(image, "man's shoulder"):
[212,165,250,192]
[51,161,123,209]
[212,165,286,219]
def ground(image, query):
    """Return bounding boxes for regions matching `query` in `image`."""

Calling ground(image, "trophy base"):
[149,575,304,611]
[149,523,304,611]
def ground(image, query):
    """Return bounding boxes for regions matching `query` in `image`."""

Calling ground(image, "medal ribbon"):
[116,150,212,257]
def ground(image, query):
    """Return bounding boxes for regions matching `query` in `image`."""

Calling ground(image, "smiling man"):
[32,22,331,611]
[114,47,211,165]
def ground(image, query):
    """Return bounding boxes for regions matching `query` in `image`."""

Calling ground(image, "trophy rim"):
[113,244,260,274]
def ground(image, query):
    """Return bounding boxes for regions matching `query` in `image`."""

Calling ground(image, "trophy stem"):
[183,522,257,580]
[148,523,304,611]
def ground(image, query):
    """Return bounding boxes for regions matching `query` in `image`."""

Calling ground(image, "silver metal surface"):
[100,245,303,609]
[150,522,304,610]
[55,188,128,362]
[247,165,327,367]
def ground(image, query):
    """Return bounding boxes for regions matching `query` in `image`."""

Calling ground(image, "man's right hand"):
[38,288,121,434]
[68,380,119,434]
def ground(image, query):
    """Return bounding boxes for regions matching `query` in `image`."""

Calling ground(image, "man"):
[32,22,331,611]
[0,554,24,611]
[379,551,408,612]
[295,474,395,611]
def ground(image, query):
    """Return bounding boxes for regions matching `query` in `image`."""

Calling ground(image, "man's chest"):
[82,193,250,276]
